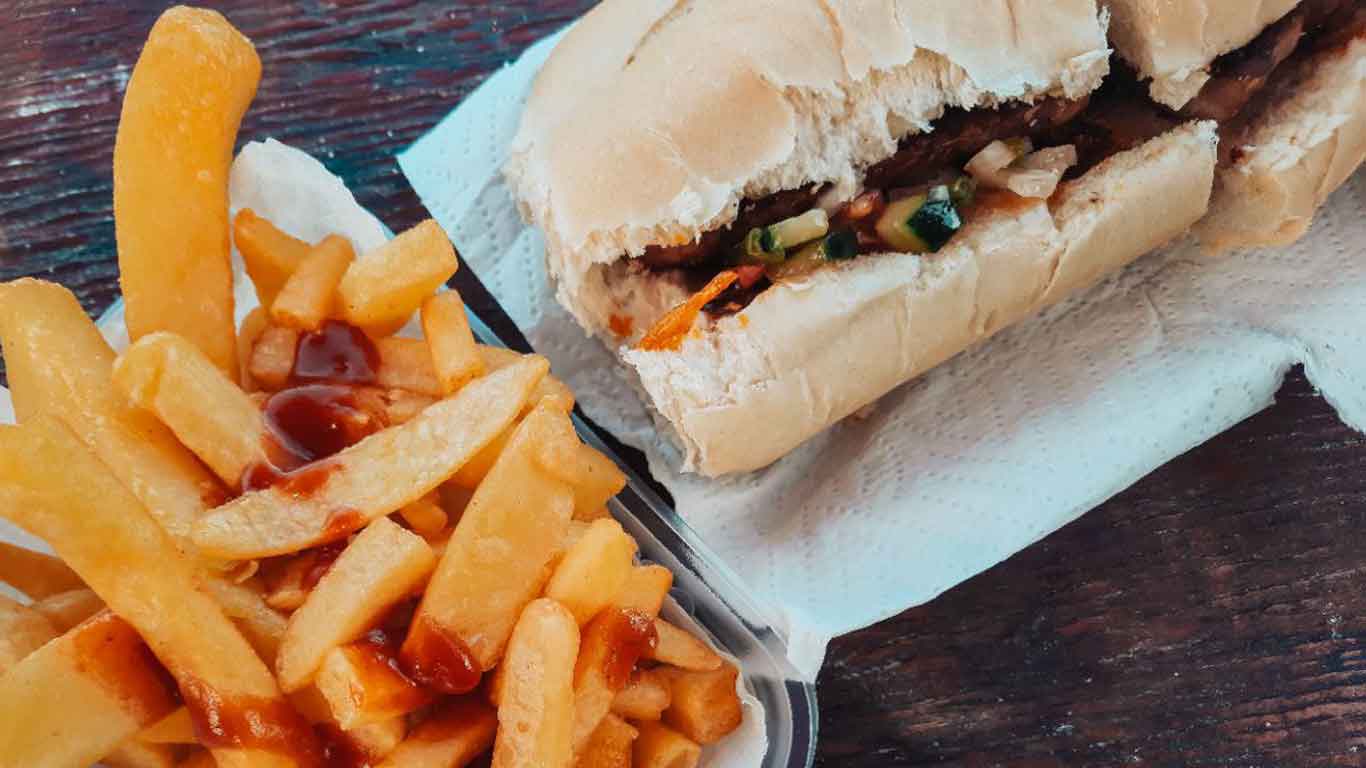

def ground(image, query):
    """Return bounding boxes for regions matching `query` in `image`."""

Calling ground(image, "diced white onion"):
[967,139,1078,199]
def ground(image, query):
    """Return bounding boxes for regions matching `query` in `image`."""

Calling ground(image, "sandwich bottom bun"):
[1197,35,1366,252]
[622,121,1220,476]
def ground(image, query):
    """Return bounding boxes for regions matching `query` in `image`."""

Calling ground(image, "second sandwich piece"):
[507,0,1221,476]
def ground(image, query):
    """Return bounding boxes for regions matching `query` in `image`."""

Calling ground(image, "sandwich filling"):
[625,0,1364,350]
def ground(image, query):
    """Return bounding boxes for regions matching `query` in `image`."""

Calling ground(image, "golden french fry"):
[316,642,432,729]
[193,357,548,558]
[645,620,723,672]
[277,517,435,692]
[238,307,272,391]
[376,336,445,396]
[534,438,628,522]
[491,599,580,768]
[0,279,223,548]
[615,565,674,619]
[114,332,268,487]
[570,608,659,754]
[402,405,574,680]
[114,6,260,378]
[249,325,300,391]
[356,387,436,426]
[478,346,575,412]
[234,209,311,307]
[339,220,459,336]
[200,575,290,668]
[336,717,407,764]
[398,493,449,540]
[263,553,320,612]
[611,668,672,722]
[632,722,700,768]
[271,235,354,331]
[377,695,497,768]
[139,707,197,745]
[579,713,638,768]
[0,612,179,768]
[422,291,485,395]
[0,594,59,674]
[106,738,176,768]
[0,418,321,767]
[31,588,105,632]
[447,426,512,490]
[578,506,613,522]
[660,663,743,745]
[544,518,637,626]
[0,540,84,599]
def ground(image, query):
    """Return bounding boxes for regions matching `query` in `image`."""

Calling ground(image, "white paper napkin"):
[399,28,1366,680]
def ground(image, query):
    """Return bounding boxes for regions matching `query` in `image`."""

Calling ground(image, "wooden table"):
[4,3,1364,765]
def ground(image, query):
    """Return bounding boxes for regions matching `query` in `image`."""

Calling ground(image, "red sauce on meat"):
[180,676,324,767]
[598,608,659,690]
[398,616,483,694]
[71,613,180,725]
[291,320,379,386]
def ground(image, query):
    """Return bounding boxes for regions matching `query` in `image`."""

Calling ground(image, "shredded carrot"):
[636,270,738,352]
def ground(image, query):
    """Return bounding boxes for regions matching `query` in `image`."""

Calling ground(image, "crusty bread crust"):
[1103,0,1302,109]
[624,122,1219,475]
[506,0,1112,331]
[1196,35,1365,252]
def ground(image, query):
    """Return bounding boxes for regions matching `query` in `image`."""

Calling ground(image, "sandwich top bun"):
[506,0,1111,329]
[1197,32,1365,251]
[1103,0,1302,109]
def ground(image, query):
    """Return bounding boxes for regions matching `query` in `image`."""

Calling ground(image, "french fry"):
[271,235,354,331]
[570,608,660,754]
[339,219,459,336]
[0,279,223,549]
[31,588,105,632]
[0,594,59,674]
[611,668,672,722]
[0,540,84,598]
[644,620,723,672]
[113,6,260,378]
[263,552,322,612]
[579,713,638,768]
[402,405,575,680]
[238,307,272,391]
[615,565,674,618]
[0,612,179,768]
[338,717,407,763]
[201,575,290,668]
[632,722,700,768]
[398,493,449,540]
[534,437,628,523]
[491,599,580,768]
[316,643,432,729]
[356,387,436,426]
[660,663,743,745]
[193,357,548,558]
[478,345,575,412]
[139,707,197,745]
[447,426,512,490]
[106,738,177,768]
[249,325,300,391]
[421,291,485,395]
[114,332,268,487]
[544,518,637,626]
[277,517,436,692]
[179,750,217,768]
[376,695,497,768]
[376,336,445,396]
[0,418,321,767]
[233,209,311,307]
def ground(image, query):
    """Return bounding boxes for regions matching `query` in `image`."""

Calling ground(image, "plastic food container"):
[467,312,818,768]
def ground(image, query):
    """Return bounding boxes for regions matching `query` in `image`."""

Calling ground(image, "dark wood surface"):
[3,3,1364,766]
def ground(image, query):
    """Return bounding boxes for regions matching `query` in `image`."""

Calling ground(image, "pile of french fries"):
[0,6,742,768]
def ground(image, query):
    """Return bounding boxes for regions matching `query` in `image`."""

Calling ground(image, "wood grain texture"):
[2,3,1364,766]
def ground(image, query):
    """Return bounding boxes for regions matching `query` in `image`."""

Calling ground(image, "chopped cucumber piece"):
[874,194,931,253]
[874,185,962,254]
[768,229,857,280]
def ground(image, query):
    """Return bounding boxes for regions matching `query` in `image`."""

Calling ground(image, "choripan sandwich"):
[1103,0,1365,251]
[504,0,1352,476]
